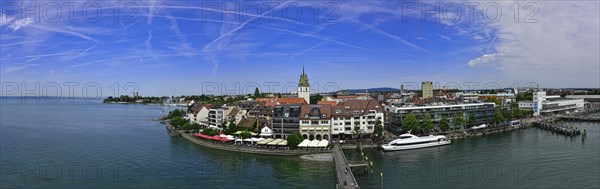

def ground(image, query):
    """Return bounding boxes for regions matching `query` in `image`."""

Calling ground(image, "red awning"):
[194,133,229,142]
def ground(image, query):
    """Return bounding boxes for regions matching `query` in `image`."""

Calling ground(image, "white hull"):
[381,140,451,151]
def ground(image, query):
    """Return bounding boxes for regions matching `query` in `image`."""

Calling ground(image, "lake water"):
[1,98,598,188]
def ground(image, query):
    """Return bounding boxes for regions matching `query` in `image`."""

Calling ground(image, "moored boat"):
[381,133,450,151]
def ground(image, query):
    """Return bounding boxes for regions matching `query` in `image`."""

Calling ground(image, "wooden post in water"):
[380,170,384,189]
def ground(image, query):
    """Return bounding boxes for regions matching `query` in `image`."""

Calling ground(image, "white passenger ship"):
[381,132,450,151]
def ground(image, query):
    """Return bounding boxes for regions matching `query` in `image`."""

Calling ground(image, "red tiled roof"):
[299,104,332,120]
[318,101,338,106]
[256,97,307,106]
[331,99,382,116]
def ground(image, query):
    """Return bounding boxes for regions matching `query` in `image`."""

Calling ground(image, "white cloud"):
[468,53,503,67]
[0,14,15,26]
[467,1,600,87]
[1,14,33,31]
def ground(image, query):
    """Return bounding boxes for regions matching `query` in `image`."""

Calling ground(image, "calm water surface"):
[348,120,600,189]
[1,99,333,188]
[1,99,598,188]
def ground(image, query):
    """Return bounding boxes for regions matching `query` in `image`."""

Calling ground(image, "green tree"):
[287,132,303,148]
[493,109,505,125]
[374,118,384,138]
[402,113,419,133]
[512,108,522,119]
[253,87,261,98]
[225,121,238,135]
[182,123,193,130]
[503,109,514,121]
[467,113,477,127]
[202,128,219,136]
[310,94,323,104]
[439,115,450,131]
[170,116,188,128]
[453,113,465,130]
[353,121,363,140]
[240,131,252,139]
[422,113,434,134]
[484,98,502,105]
[164,109,186,120]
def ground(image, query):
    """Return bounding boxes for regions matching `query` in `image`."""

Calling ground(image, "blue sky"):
[1,0,599,97]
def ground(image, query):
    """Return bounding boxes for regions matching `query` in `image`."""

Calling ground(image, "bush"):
[170,116,188,128]
[287,132,303,148]
[182,122,201,130]
[201,128,220,136]
[165,109,186,120]
[240,131,252,139]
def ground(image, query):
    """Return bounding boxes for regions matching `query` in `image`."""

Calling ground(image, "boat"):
[470,124,487,130]
[381,132,450,151]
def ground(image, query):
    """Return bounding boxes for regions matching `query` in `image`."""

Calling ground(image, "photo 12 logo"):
[0,1,139,24]
[0,82,140,103]
[0,162,139,185]
[398,1,539,24]
[0,1,341,25]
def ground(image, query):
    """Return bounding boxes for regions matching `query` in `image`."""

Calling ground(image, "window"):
[311,121,319,125]
[302,121,309,124]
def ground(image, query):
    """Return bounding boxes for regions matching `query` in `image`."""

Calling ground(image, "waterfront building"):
[565,95,600,102]
[298,66,311,104]
[208,106,235,130]
[458,92,480,102]
[518,91,585,116]
[225,108,244,125]
[331,100,384,139]
[299,104,332,140]
[272,104,302,138]
[422,81,433,99]
[186,103,213,126]
[385,102,496,131]
[259,126,273,138]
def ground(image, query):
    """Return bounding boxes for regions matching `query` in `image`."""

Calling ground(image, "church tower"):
[298,65,310,104]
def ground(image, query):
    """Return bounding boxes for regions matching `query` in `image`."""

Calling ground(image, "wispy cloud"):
[0,13,33,31]
[0,40,44,47]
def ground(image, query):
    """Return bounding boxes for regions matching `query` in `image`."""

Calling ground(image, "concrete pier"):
[333,143,361,189]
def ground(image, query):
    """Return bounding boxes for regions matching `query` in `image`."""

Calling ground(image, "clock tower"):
[298,66,310,104]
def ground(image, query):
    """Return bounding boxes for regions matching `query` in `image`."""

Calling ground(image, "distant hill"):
[343,87,399,94]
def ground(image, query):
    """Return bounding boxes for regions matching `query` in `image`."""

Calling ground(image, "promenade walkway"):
[333,143,360,189]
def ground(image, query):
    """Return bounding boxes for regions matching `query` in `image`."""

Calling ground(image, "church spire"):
[299,65,309,87]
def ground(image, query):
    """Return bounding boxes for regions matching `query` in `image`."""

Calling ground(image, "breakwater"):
[532,122,582,136]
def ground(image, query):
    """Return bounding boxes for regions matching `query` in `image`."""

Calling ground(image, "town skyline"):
[1,1,599,97]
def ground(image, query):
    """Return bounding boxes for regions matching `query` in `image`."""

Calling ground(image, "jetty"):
[333,142,372,189]
[532,122,581,136]
[559,114,600,122]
